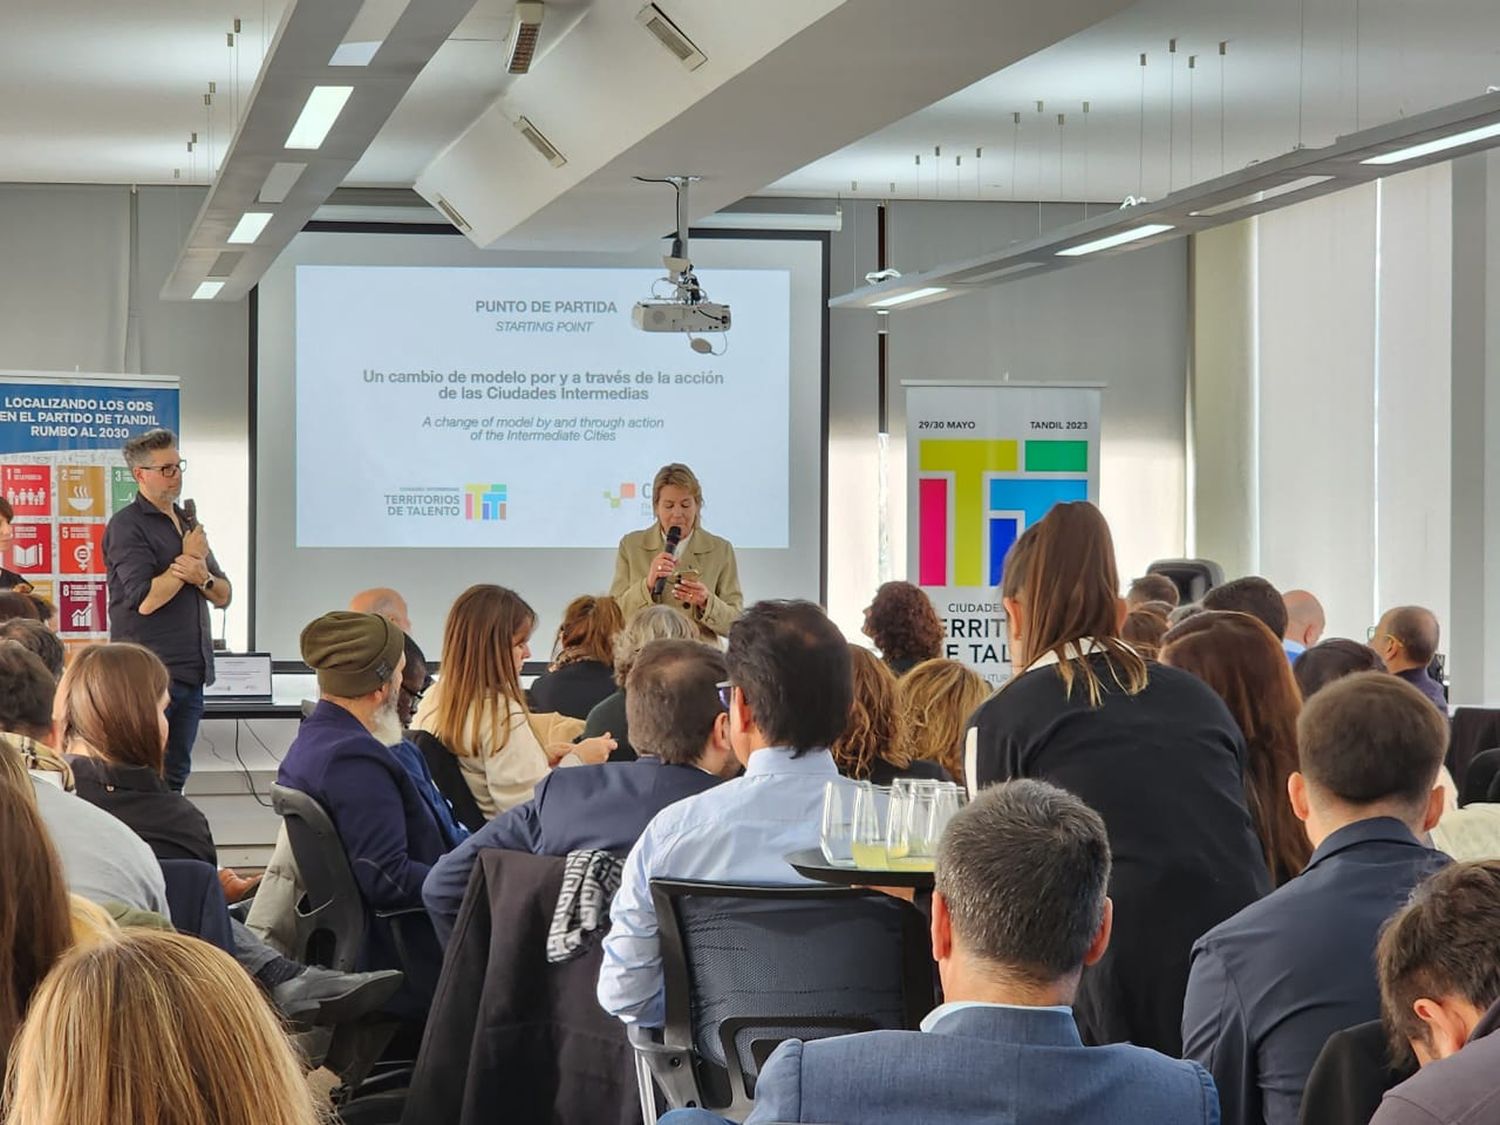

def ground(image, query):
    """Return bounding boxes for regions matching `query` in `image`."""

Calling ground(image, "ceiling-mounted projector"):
[631,175,731,351]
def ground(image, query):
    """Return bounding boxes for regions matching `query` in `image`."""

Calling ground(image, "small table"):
[785,848,936,890]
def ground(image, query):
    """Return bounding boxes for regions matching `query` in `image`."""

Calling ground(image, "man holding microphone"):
[104,429,232,791]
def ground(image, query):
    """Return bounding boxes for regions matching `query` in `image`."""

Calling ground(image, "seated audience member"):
[1294,638,1386,699]
[0,644,168,915]
[832,645,950,784]
[423,639,734,944]
[28,595,57,632]
[862,580,944,677]
[664,780,1220,1125]
[3,930,322,1125]
[1371,861,1500,1124]
[395,632,432,730]
[1372,605,1448,711]
[279,612,454,1001]
[598,599,856,1028]
[0,749,73,1060]
[1127,573,1182,610]
[0,589,42,623]
[1182,672,1452,1125]
[1170,602,1208,626]
[1283,589,1326,657]
[967,502,1268,1055]
[1161,612,1313,885]
[61,642,399,1022]
[896,658,990,785]
[412,585,613,818]
[0,618,63,681]
[582,604,703,762]
[381,631,470,848]
[348,585,412,633]
[1122,602,1172,658]
[529,594,625,719]
[1202,576,1298,661]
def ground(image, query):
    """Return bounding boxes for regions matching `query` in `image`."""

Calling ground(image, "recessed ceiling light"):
[1056,224,1175,257]
[192,281,225,300]
[1189,176,1334,217]
[226,211,273,244]
[285,86,354,150]
[330,0,410,66]
[870,286,948,308]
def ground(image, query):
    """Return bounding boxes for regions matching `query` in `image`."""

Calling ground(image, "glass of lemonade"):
[889,781,939,871]
[820,780,855,867]
[851,783,891,869]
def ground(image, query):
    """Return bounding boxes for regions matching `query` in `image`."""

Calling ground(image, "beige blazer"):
[610,524,743,639]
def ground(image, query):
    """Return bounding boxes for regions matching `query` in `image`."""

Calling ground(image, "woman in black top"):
[967,502,1268,1056]
[833,645,951,785]
[529,595,624,720]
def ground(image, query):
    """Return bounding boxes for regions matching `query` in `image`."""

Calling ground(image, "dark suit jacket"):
[1372,1000,1500,1124]
[422,756,721,945]
[1300,1020,1416,1125]
[69,755,218,865]
[1183,818,1452,1125]
[743,1005,1219,1125]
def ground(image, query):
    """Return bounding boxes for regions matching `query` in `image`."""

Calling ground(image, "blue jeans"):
[164,681,205,792]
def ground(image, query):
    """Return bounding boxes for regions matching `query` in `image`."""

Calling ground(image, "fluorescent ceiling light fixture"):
[1056,223,1175,257]
[226,211,273,244]
[330,0,410,66]
[1189,175,1334,217]
[285,86,354,150]
[696,210,843,231]
[870,286,948,308]
[1361,120,1500,165]
[191,281,225,300]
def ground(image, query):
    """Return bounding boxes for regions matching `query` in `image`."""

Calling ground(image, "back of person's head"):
[26,598,55,630]
[1169,602,1207,626]
[2,929,320,1125]
[1000,501,1145,703]
[1121,605,1170,657]
[830,645,906,780]
[1297,671,1447,814]
[1126,574,1181,609]
[56,644,170,773]
[0,754,73,1061]
[0,591,41,625]
[1283,589,1326,644]
[1161,611,1311,880]
[0,621,64,682]
[1201,576,1288,638]
[1294,639,1386,699]
[613,605,701,687]
[347,586,410,631]
[1378,605,1441,666]
[936,779,1111,986]
[553,594,624,666]
[1377,861,1500,1062]
[0,643,57,743]
[897,658,991,784]
[863,581,944,666]
[725,600,851,753]
[432,584,535,753]
[625,639,727,766]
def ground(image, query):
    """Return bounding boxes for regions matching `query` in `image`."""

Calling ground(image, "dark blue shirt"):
[1395,666,1449,712]
[103,492,225,686]
[1182,817,1452,1125]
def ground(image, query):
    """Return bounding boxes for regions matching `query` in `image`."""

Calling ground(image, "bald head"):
[1377,606,1440,673]
[1283,590,1326,647]
[348,588,411,634]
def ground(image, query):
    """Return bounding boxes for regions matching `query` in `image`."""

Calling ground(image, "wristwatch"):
[200,577,216,592]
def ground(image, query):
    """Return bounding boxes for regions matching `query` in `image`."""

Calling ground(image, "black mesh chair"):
[1145,558,1226,605]
[629,880,935,1123]
[1462,748,1500,807]
[406,729,487,833]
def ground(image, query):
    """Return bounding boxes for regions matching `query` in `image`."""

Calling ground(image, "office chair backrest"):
[1146,558,1226,604]
[406,729,487,833]
[652,880,933,1118]
[270,782,367,972]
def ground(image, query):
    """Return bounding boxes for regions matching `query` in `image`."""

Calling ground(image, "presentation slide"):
[295,265,790,550]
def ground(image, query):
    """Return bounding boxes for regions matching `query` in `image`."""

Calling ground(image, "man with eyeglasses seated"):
[423,638,735,946]
[103,428,231,792]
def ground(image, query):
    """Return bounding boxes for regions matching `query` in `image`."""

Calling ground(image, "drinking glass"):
[890,781,939,871]
[851,783,891,869]
[820,780,855,867]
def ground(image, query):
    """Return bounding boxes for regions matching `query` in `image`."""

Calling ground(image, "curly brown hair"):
[830,646,909,780]
[863,582,943,668]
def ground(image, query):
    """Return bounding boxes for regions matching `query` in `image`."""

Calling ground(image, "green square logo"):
[110,466,136,513]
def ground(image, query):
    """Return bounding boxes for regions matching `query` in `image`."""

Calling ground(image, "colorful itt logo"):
[917,439,1089,589]
[603,482,637,509]
[463,483,507,521]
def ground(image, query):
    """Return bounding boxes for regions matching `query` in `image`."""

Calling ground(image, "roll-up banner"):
[0,372,180,643]
[904,382,1102,686]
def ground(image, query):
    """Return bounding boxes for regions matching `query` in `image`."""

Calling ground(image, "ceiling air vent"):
[635,4,706,71]
[514,115,567,168]
[433,195,472,232]
[506,2,545,74]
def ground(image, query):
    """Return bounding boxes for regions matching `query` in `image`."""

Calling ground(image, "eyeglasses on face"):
[139,460,187,479]
[1367,626,1401,647]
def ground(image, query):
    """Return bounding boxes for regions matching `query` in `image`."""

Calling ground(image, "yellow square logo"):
[57,466,107,518]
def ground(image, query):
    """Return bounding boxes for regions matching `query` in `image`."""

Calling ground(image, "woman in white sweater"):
[412,585,614,818]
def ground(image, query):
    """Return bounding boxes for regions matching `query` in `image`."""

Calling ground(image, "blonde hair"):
[67,896,117,948]
[431,585,536,759]
[56,644,171,773]
[3,930,323,1125]
[829,646,907,780]
[652,463,704,529]
[897,659,992,784]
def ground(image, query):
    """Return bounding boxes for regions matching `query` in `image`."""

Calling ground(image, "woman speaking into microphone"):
[610,463,742,640]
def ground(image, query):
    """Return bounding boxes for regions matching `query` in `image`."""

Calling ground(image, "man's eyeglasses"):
[401,676,435,704]
[1367,627,1399,647]
[139,460,187,479]
[716,680,733,712]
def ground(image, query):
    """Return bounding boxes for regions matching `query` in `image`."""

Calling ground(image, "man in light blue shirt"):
[597,599,857,1028]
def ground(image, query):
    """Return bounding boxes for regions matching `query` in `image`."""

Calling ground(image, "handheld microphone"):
[181,498,198,530]
[653,525,684,597]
